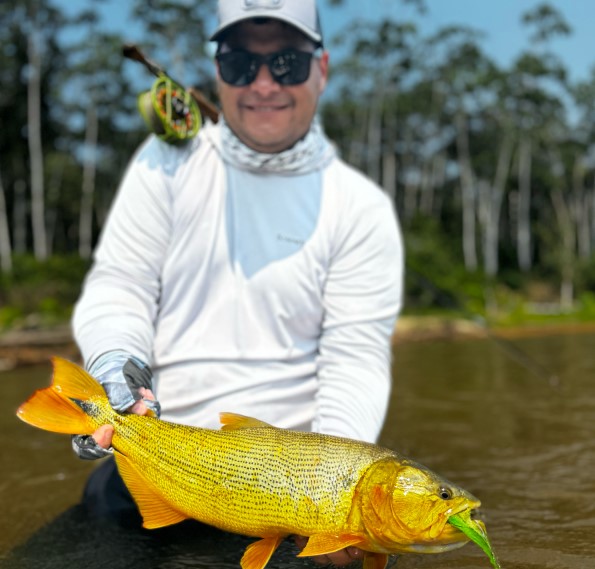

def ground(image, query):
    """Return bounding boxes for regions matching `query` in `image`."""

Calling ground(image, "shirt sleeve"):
[72,137,174,367]
[312,181,404,443]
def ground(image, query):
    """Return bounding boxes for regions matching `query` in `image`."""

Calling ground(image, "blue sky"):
[60,0,594,85]
[325,0,594,84]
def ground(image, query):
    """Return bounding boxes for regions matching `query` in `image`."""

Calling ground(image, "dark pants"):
[82,457,142,525]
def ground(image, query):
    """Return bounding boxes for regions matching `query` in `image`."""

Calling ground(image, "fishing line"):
[406,269,560,387]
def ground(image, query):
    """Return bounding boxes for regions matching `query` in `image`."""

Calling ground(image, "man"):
[72,0,403,564]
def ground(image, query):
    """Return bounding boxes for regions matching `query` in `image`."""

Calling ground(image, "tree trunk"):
[420,153,444,216]
[382,148,397,205]
[27,31,47,260]
[79,104,99,259]
[517,136,532,272]
[12,180,27,254]
[572,156,590,259]
[402,128,418,220]
[381,92,398,205]
[455,110,477,271]
[550,186,575,310]
[348,104,368,171]
[480,131,514,277]
[591,177,595,250]
[366,81,385,184]
[0,168,12,273]
[46,158,65,257]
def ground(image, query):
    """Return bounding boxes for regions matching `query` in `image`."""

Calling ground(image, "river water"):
[1,331,594,569]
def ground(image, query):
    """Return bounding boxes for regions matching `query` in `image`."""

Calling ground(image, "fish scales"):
[111,412,395,536]
[17,358,501,569]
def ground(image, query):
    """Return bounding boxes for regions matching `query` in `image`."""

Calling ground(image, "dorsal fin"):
[219,412,275,431]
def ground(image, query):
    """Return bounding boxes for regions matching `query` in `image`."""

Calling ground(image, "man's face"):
[216,20,328,154]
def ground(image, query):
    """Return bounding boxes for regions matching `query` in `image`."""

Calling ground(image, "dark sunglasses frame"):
[216,48,321,87]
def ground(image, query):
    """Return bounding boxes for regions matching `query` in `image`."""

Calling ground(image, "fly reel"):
[123,44,219,145]
[138,75,201,143]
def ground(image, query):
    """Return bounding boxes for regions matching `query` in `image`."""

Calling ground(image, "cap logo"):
[242,0,284,10]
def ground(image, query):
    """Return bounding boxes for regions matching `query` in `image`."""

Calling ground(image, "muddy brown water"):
[1,332,594,568]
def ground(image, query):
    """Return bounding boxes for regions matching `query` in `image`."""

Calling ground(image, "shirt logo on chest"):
[277,233,305,246]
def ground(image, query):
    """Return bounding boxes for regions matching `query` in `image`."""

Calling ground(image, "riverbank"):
[395,315,595,342]
[0,325,80,371]
[3,317,595,371]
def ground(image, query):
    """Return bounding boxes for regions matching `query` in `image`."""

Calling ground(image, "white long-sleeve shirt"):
[73,121,403,442]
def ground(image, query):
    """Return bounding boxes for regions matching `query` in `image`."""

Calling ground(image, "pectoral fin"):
[240,536,284,569]
[114,451,187,529]
[363,552,389,569]
[297,533,366,557]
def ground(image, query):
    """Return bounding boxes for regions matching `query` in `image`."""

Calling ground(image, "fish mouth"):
[451,504,482,523]
[436,503,482,543]
[447,508,501,568]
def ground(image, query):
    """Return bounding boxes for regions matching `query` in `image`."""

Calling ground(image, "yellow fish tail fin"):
[241,536,284,569]
[16,357,105,435]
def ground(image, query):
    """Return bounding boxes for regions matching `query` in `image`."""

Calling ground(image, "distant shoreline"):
[2,318,595,371]
[0,325,80,371]
[393,316,595,343]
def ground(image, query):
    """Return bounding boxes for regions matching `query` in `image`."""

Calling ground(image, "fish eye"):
[439,487,452,500]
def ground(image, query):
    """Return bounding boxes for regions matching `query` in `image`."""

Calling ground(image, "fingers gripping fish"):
[17,358,500,569]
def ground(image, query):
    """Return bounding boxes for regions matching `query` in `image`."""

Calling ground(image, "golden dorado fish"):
[17,358,499,569]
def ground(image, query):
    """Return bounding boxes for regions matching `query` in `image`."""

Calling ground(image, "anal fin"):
[114,451,187,529]
[241,536,284,569]
[297,533,366,557]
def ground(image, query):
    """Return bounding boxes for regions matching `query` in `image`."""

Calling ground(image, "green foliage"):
[0,255,90,330]
[521,2,572,44]
[577,292,595,319]
[402,215,486,315]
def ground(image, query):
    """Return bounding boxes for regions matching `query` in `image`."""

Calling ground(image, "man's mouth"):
[243,103,290,112]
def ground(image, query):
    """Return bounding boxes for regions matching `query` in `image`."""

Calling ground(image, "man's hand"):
[72,351,159,460]
[293,536,364,566]
[72,386,157,458]
[90,351,160,416]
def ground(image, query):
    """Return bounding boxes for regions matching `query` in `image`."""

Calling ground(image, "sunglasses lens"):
[217,52,257,86]
[217,50,313,86]
[269,50,312,85]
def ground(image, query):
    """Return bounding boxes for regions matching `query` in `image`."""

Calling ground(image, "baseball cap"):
[210,0,323,46]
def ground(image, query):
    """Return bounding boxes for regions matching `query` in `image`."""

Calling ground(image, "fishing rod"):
[123,44,220,144]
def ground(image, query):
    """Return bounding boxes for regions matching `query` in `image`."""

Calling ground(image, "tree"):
[426,26,494,271]
[571,67,595,259]
[0,168,11,273]
[131,0,217,87]
[0,0,65,260]
[513,3,571,273]
[65,17,138,257]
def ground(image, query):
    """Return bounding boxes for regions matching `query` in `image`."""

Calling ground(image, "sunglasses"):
[216,48,319,87]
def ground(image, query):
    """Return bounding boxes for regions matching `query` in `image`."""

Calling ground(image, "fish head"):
[356,458,481,554]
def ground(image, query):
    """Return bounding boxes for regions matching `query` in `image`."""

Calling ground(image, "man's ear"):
[317,51,329,94]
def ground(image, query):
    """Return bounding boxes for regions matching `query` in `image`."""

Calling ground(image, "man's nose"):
[250,62,282,96]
